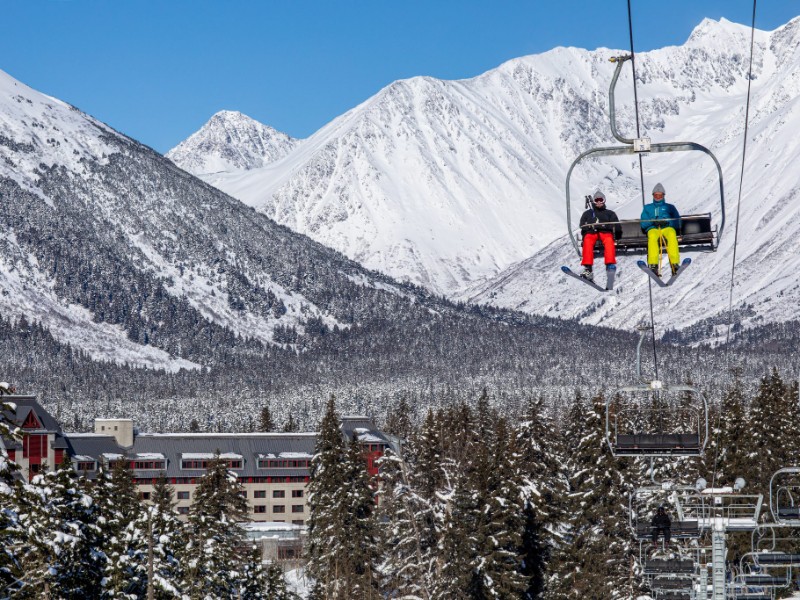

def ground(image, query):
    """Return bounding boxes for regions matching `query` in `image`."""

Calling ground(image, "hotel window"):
[292,505,304,513]
[273,505,286,513]
[273,490,285,498]
[254,505,266,514]
[254,490,266,498]
[291,489,303,498]
[177,491,190,500]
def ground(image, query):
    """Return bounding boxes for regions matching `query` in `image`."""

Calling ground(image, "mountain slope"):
[171,17,800,335]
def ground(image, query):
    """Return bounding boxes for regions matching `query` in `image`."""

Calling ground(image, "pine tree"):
[260,405,276,432]
[515,397,568,599]
[182,452,249,598]
[307,395,380,599]
[377,410,442,598]
[16,457,105,598]
[474,418,527,598]
[99,458,147,598]
[548,393,634,599]
[264,561,296,599]
[384,396,414,440]
[705,371,749,487]
[0,396,25,596]
[306,395,349,597]
[238,544,269,599]
[340,435,380,598]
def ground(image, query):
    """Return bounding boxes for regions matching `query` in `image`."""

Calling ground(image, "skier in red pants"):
[579,190,622,282]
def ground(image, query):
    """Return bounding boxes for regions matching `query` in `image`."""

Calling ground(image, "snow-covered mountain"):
[167,110,297,175]
[171,17,800,334]
[0,69,452,371]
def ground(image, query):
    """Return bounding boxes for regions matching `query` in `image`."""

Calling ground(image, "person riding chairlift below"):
[641,183,681,277]
[651,505,672,545]
[579,190,622,282]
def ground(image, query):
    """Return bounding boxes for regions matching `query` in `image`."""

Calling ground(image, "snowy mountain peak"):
[166,110,297,174]
[686,17,758,48]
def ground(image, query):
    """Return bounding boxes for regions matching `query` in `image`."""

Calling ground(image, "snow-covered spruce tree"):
[433,465,480,598]
[181,452,249,599]
[97,458,148,598]
[264,561,297,600]
[547,393,634,600]
[339,435,380,598]
[472,417,527,598]
[703,371,749,487]
[306,395,349,597]
[377,410,443,598]
[15,456,105,598]
[0,393,25,596]
[308,393,380,599]
[515,397,568,599]
[152,471,177,513]
[238,544,269,599]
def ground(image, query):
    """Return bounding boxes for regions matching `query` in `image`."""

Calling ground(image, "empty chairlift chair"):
[606,382,708,458]
[769,467,800,523]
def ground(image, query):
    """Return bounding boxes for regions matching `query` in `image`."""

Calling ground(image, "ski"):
[637,258,691,287]
[561,266,612,292]
[637,261,667,287]
[665,257,692,286]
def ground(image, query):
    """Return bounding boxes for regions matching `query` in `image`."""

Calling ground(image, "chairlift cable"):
[724,0,757,355]
[626,0,660,381]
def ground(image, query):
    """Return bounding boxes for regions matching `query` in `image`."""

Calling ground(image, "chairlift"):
[606,324,709,457]
[565,55,725,261]
[768,468,800,523]
[606,381,708,457]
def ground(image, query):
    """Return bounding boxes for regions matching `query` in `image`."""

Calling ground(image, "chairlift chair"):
[606,382,708,457]
[565,55,725,261]
[769,468,800,524]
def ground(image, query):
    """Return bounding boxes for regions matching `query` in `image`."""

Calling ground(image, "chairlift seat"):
[584,213,716,255]
[651,576,693,590]
[776,506,800,519]
[755,552,800,565]
[636,521,699,539]
[643,558,695,574]
[740,574,788,586]
[655,592,691,600]
[616,433,701,455]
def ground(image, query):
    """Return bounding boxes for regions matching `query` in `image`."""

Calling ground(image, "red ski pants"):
[582,231,616,266]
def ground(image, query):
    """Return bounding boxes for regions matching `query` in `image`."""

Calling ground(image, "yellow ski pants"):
[647,227,680,266]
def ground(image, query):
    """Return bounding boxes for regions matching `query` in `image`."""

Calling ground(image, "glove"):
[653,220,667,228]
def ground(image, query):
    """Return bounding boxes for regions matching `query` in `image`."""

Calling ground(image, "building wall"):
[136,479,310,524]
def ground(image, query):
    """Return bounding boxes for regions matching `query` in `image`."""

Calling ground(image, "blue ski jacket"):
[640,200,680,232]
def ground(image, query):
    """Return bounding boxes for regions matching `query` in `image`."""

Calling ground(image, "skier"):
[651,505,672,545]
[578,190,622,282]
[640,183,681,277]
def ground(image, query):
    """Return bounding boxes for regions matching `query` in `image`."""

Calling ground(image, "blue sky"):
[1,1,796,153]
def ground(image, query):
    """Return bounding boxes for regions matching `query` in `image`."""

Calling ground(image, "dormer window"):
[180,453,243,470]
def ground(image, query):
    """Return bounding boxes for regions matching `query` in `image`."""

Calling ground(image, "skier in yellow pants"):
[640,183,681,277]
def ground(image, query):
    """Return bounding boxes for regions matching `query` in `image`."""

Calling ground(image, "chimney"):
[94,418,134,448]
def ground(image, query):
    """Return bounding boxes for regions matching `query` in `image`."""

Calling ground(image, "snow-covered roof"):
[181,452,242,460]
[73,455,96,462]
[134,453,165,460]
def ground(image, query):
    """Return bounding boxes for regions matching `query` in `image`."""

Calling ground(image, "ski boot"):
[648,264,660,278]
[670,263,680,276]
[579,267,594,282]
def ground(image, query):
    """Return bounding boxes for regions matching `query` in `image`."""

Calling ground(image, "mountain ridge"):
[169,17,800,336]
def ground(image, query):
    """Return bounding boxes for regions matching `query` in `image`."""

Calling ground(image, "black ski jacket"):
[579,206,623,239]
[651,512,671,528]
